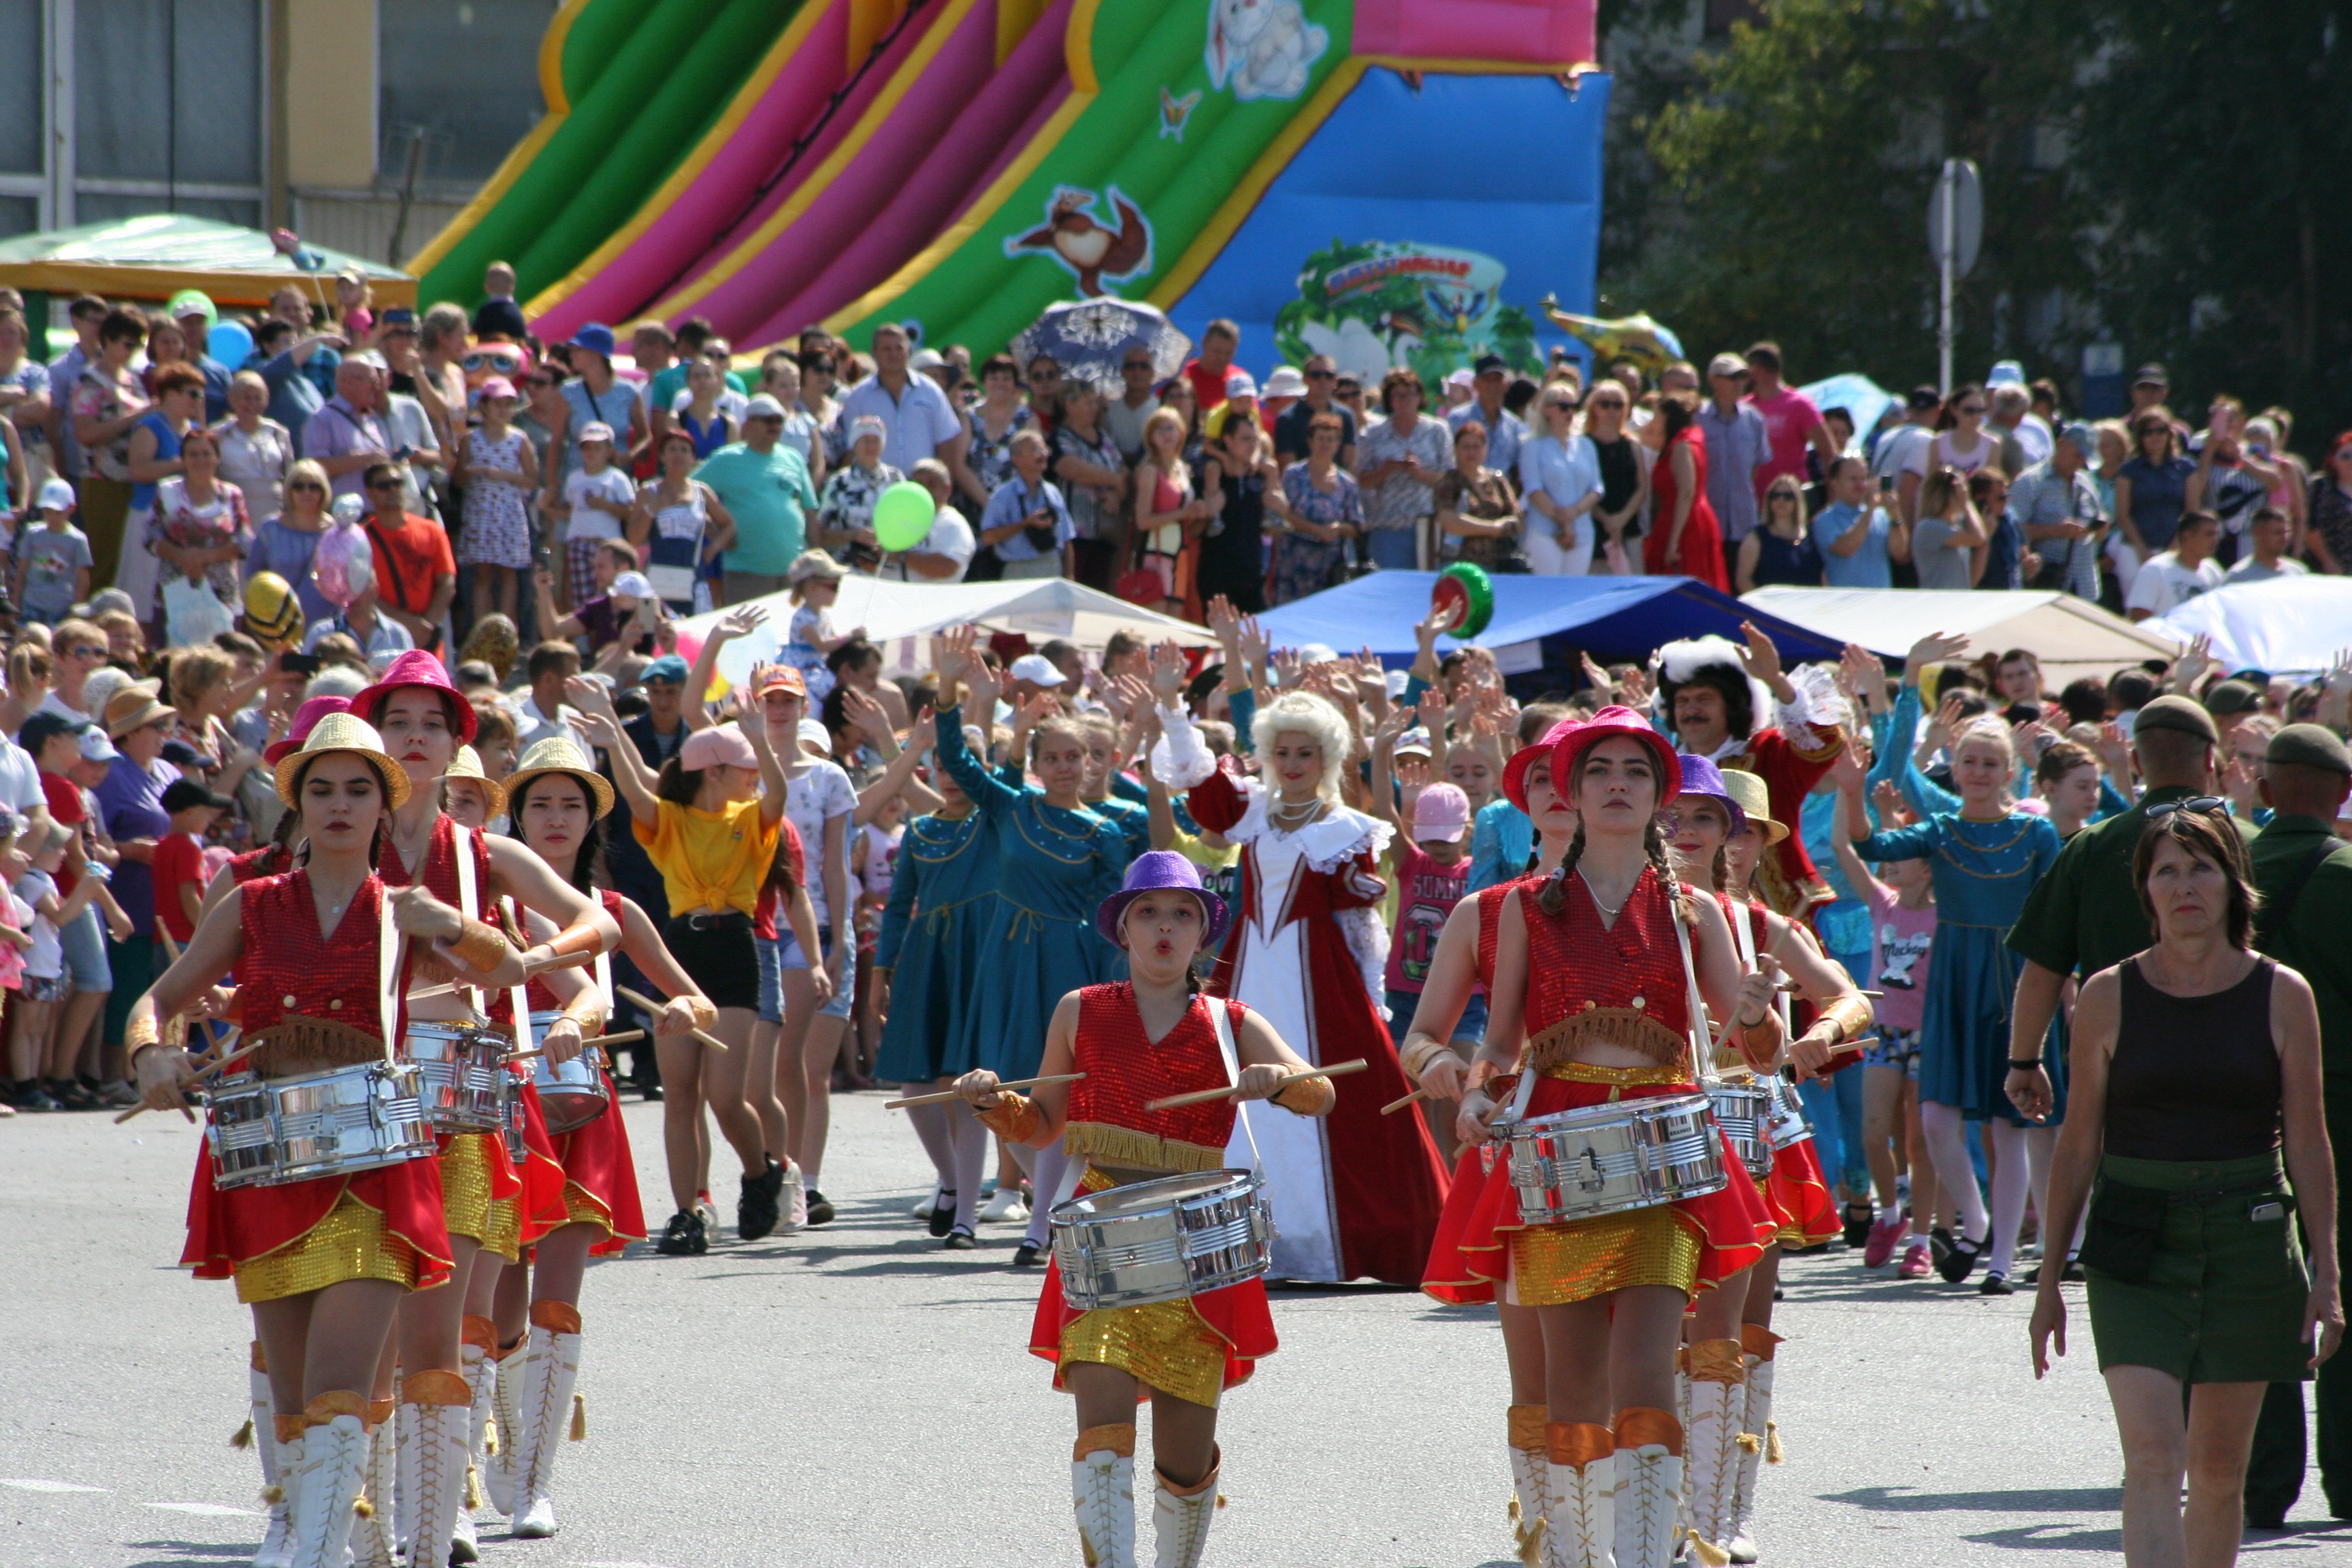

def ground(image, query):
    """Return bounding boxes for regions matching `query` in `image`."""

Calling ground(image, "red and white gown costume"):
[1156,737,1448,1286]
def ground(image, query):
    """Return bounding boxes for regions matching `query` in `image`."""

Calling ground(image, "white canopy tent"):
[674,576,1215,686]
[2146,576,2352,676]
[1740,587,2178,685]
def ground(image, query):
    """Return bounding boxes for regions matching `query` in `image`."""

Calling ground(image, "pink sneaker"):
[1863,1213,1908,1268]
[1898,1241,1932,1279]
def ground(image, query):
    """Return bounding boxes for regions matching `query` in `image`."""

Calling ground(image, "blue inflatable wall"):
[1167,66,1610,383]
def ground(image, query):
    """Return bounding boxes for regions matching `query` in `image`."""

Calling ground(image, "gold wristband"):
[1819,993,1874,1043]
[1396,1032,1447,1083]
[685,996,718,1032]
[544,921,608,961]
[560,992,606,1030]
[975,1092,1045,1143]
[1269,1072,1336,1115]
[450,919,512,973]
[126,1012,161,1051]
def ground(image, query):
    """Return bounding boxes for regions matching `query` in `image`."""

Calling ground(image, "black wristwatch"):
[2006,1059,2045,1071]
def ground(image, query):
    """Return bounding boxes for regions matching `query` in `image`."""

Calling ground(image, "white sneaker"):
[978,1188,1029,1224]
[780,1162,808,1232]
[911,1183,945,1221]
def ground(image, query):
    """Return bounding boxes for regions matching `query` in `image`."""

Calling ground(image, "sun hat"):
[263,695,353,766]
[1093,849,1230,949]
[1706,352,1746,380]
[1716,768,1787,845]
[351,648,480,743]
[1548,706,1683,806]
[1986,359,2027,389]
[679,725,756,772]
[576,421,615,445]
[36,477,74,511]
[566,323,617,359]
[103,681,176,739]
[438,744,510,820]
[502,736,610,819]
[1670,755,1748,839]
[1262,365,1307,399]
[2057,421,2099,459]
[1009,653,1066,687]
[1503,717,1582,814]
[1444,368,1474,392]
[910,347,945,371]
[272,711,411,810]
[1411,781,1472,843]
[787,550,846,585]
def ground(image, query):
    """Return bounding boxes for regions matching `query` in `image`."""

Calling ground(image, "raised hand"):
[1871,778,1906,824]
[1826,732,1868,792]
[1903,630,1970,679]
[1149,639,1189,707]
[1735,621,1788,690]
[715,603,768,644]
[932,625,975,686]
[1205,593,1240,649]
[1235,615,1270,676]
[1616,659,1652,713]
[2169,632,2214,693]
[1270,647,1303,691]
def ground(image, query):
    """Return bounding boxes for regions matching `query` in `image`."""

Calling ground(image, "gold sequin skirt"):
[1506,1205,1704,1307]
[439,1134,522,1262]
[235,1192,419,1305]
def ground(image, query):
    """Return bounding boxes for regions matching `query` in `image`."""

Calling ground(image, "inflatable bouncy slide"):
[411,0,1607,380]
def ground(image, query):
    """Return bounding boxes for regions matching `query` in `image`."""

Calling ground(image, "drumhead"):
[1051,1167,1256,1223]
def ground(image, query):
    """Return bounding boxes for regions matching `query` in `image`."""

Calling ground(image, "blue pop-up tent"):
[1256,572,1844,670]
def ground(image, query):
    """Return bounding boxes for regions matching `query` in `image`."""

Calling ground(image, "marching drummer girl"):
[347,650,621,1563]
[872,717,1004,1250]
[1403,716,1582,1567]
[951,851,1332,1568]
[928,628,1132,1267]
[1663,760,1870,1562]
[129,713,532,1568]
[1433,708,1781,1568]
[488,734,718,1537]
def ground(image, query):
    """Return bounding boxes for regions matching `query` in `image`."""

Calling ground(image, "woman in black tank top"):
[2029,806,2341,1567]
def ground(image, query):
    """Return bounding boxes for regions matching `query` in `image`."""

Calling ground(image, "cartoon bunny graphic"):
[1205,0,1328,103]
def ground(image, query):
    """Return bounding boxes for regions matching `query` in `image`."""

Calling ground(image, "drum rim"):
[1047,1166,1262,1223]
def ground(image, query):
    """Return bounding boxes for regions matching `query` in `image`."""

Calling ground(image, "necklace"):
[1268,796,1323,826]
[1578,869,1633,919]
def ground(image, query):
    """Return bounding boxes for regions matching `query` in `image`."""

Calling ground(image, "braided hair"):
[1533,813,1686,921]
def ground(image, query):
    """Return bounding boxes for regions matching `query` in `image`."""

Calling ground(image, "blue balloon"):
[208,318,253,370]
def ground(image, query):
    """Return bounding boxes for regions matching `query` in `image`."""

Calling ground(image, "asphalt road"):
[3,1092,2346,1567]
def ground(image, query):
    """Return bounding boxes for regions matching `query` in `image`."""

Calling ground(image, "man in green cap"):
[168,289,231,423]
[2006,696,2236,1160]
[2242,722,2352,1526]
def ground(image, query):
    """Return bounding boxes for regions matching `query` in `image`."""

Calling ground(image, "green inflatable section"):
[836,0,1354,353]
[419,0,797,312]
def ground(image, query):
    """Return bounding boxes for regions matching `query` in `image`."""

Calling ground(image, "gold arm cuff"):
[125,1011,161,1051]
[544,921,607,961]
[975,1092,1045,1143]
[1818,993,1874,1042]
[685,996,717,1032]
[1270,1072,1336,1115]
[449,919,511,973]
[559,990,605,1028]
[1398,1032,1451,1083]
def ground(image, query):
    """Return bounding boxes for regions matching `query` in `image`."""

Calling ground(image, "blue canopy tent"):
[1255,572,1844,673]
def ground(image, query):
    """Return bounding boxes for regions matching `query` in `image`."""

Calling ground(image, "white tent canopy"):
[1740,587,2178,685]
[674,576,1213,685]
[2146,576,2352,676]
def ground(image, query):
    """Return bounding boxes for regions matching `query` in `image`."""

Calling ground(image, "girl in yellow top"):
[600,681,796,1239]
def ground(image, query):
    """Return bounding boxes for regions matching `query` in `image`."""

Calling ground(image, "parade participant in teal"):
[930,627,1132,1267]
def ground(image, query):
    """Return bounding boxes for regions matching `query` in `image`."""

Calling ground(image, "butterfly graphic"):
[1160,86,1201,142]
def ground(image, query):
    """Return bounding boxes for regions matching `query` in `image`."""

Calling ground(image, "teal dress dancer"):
[872,802,1000,1082]
[1859,685,2065,1122]
[934,704,1132,1081]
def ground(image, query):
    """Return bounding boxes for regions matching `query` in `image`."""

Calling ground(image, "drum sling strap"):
[1207,997,1262,1172]
[377,883,400,1065]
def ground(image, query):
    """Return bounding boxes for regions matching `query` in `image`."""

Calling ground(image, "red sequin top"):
[236,870,394,1045]
[1063,983,1248,1174]
[1517,864,1694,1069]
[378,811,488,906]
[227,843,293,884]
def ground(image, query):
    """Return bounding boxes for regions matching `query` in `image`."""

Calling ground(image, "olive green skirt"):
[2086,1152,2311,1386]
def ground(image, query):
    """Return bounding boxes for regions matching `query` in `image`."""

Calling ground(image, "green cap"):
[2202,679,2263,718]
[2132,695,2218,745]
[166,289,216,327]
[2266,723,2351,777]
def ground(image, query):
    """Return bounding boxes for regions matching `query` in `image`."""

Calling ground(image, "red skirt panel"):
[1764,1137,1840,1248]
[182,1149,451,1290]
[549,1069,647,1254]
[514,1083,571,1245]
[1027,1256,1279,1397]
[1420,1075,1777,1307]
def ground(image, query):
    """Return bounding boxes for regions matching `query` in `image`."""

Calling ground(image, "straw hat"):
[1716,768,1788,845]
[103,681,177,739]
[272,711,411,810]
[502,736,614,819]
[442,744,508,819]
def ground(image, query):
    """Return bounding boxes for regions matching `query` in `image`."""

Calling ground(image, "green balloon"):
[873,482,936,553]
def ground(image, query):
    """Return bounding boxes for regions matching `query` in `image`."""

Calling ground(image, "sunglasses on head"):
[2146,796,2226,820]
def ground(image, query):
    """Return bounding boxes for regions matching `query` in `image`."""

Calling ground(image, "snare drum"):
[1764,1075,1814,1152]
[1503,1093,1729,1224]
[527,1011,612,1135]
[1706,1082,1776,1178]
[403,1020,510,1133]
[1049,1169,1274,1312]
[207,1062,438,1189]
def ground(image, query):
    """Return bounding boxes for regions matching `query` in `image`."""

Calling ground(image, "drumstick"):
[1380,1086,1431,1116]
[405,947,602,1004]
[614,985,729,1052]
[113,1036,259,1124]
[582,1030,644,1049]
[883,1073,1086,1109]
[1144,1058,1371,1113]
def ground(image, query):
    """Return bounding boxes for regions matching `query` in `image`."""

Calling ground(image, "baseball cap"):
[1473,353,1509,377]
[1009,653,1066,687]
[610,570,653,601]
[1444,368,1473,391]
[161,779,234,814]
[78,728,120,763]
[37,477,74,511]
[849,414,887,442]
[345,348,388,372]
[1906,385,1943,411]
[744,393,787,420]
[753,666,806,700]
[1987,359,2027,389]
[576,421,615,445]
[679,725,756,772]
[2132,362,2169,387]
[2057,421,2100,457]
[476,375,517,402]
[641,655,689,685]
[910,347,945,372]
[167,289,217,326]
[1223,369,1258,399]
[1394,728,1433,758]
[1411,782,1473,843]
[797,717,833,755]
[1706,352,1747,379]
[18,711,85,758]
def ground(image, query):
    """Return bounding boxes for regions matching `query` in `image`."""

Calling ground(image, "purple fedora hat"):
[1094,849,1230,949]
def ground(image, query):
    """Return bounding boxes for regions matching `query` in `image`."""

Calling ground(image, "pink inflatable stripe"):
[672,5,943,333]
[536,3,853,340]
[1352,0,1595,65]
[745,0,1075,344]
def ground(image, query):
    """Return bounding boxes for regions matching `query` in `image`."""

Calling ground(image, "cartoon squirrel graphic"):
[1008,189,1150,297]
